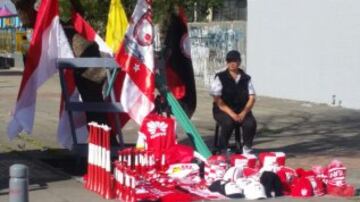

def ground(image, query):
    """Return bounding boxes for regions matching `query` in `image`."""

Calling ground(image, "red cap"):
[327,183,356,197]
[276,166,297,195]
[243,167,259,177]
[291,177,313,197]
[208,155,227,164]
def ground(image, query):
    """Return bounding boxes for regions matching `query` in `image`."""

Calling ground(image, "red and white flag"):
[115,0,155,124]
[7,0,74,141]
[71,12,113,57]
[56,12,115,148]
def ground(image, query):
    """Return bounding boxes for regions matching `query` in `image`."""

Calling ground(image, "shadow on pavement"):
[255,112,360,156]
[182,110,360,158]
[0,69,23,76]
[0,149,80,194]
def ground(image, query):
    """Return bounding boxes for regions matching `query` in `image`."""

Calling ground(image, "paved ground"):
[1,67,360,201]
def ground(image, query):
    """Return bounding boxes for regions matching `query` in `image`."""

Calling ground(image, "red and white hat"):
[276,166,297,195]
[205,155,228,185]
[258,152,286,168]
[312,165,327,183]
[230,154,257,168]
[325,159,346,187]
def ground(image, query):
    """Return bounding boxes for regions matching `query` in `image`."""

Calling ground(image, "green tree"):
[59,0,223,37]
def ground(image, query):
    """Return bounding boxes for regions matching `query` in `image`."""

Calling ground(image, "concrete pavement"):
[1,68,360,201]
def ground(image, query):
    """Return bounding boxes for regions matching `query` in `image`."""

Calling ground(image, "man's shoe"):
[242,146,253,154]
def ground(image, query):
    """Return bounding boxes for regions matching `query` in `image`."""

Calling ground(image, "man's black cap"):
[226,50,241,62]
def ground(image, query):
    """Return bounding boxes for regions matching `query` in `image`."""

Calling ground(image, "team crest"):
[146,121,168,139]
[180,33,191,58]
[133,10,154,46]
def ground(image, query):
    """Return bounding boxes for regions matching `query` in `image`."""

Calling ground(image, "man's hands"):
[237,111,247,122]
[229,111,247,123]
[214,95,255,123]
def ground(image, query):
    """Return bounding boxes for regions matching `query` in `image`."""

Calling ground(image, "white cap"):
[224,182,243,196]
[223,166,243,182]
[166,163,199,179]
[237,178,266,200]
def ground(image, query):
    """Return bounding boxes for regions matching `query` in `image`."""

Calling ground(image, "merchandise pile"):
[82,121,356,201]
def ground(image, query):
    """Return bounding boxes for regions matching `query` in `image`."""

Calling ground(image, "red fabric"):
[290,177,313,197]
[276,166,297,195]
[71,12,96,41]
[166,67,186,99]
[160,192,199,202]
[307,176,326,196]
[166,144,194,165]
[243,167,259,178]
[17,0,57,99]
[327,184,356,197]
[139,114,176,160]
[116,46,155,101]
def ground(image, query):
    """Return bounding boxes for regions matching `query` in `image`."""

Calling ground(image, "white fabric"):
[7,13,73,142]
[223,166,244,182]
[236,178,266,200]
[224,182,243,196]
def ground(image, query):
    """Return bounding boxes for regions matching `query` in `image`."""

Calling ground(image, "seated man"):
[210,50,257,154]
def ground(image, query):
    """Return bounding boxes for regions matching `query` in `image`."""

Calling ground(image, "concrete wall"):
[189,21,247,86]
[247,0,360,109]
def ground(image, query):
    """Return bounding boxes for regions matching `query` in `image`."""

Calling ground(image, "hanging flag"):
[7,0,74,140]
[105,0,128,53]
[57,11,129,148]
[115,0,155,124]
[104,0,131,130]
[72,12,113,56]
[72,10,130,128]
[164,8,197,117]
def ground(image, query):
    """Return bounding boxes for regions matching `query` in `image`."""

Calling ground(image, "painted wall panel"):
[247,0,360,108]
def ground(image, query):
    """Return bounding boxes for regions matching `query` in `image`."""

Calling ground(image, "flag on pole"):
[7,0,74,140]
[57,11,119,148]
[105,0,128,53]
[104,0,131,129]
[72,12,113,56]
[164,8,196,117]
[115,0,155,124]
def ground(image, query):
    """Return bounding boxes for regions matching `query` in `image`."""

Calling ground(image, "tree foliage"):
[59,0,223,37]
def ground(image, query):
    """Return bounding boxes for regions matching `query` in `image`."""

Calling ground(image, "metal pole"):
[9,164,29,202]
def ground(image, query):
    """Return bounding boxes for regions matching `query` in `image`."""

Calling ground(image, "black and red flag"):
[164,8,197,117]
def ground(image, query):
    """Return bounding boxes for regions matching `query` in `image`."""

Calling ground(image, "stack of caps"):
[204,155,228,185]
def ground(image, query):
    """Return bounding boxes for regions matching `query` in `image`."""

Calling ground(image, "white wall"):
[247,0,360,109]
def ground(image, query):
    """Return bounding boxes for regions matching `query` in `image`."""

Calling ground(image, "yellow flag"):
[105,0,128,53]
